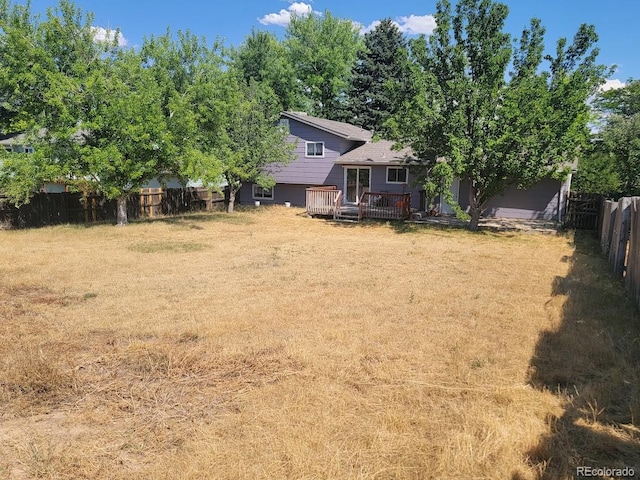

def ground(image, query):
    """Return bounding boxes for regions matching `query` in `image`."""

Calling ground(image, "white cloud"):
[92,26,127,47]
[600,78,626,92]
[396,15,437,35]
[259,2,314,27]
[359,20,381,35]
[358,15,437,36]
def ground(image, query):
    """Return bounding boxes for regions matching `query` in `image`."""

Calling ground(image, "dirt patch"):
[411,215,560,233]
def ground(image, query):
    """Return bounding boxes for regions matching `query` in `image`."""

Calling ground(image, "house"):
[0,132,190,193]
[237,112,423,214]
[237,111,571,222]
[0,133,67,193]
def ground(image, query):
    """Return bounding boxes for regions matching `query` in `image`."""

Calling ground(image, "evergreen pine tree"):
[344,19,410,134]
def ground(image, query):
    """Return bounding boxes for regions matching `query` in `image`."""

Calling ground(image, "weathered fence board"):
[626,198,640,307]
[599,195,640,311]
[600,200,617,255]
[609,197,632,276]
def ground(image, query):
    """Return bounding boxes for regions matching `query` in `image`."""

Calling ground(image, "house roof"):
[334,140,419,166]
[281,111,373,142]
[0,133,27,146]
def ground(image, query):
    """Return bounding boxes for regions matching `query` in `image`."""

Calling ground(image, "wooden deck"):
[306,188,411,221]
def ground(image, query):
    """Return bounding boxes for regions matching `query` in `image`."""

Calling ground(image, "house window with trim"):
[306,142,324,157]
[386,167,408,184]
[252,184,274,200]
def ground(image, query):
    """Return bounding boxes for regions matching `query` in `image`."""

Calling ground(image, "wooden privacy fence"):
[599,196,640,309]
[0,187,223,229]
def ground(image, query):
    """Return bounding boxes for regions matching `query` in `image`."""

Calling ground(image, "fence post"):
[609,197,632,277]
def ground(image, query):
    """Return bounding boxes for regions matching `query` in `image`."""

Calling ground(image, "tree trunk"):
[226,187,237,213]
[468,207,481,231]
[116,196,128,226]
[467,180,481,231]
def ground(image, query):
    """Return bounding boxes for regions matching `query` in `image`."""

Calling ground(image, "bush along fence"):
[599,196,640,309]
[0,187,223,229]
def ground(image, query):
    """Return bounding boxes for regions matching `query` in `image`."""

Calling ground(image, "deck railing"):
[306,186,340,216]
[359,192,412,220]
[306,188,411,221]
[333,190,343,220]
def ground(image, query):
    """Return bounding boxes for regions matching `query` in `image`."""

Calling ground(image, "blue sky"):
[25,0,640,89]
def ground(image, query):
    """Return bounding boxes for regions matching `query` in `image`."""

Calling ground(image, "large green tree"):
[182,64,295,213]
[64,48,186,225]
[389,0,608,230]
[342,19,410,134]
[571,146,621,197]
[285,11,362,119]
[232,29,296,112]
[0,1,195,225]
[586,80,640,196]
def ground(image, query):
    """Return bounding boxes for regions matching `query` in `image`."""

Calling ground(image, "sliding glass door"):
[345,167,370,203]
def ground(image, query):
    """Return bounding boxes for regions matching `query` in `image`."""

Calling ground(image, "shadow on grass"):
[523,231,640,479]
[315,215,558,239]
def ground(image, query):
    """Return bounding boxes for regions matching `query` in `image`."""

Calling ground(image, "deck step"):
[335,210,360,221]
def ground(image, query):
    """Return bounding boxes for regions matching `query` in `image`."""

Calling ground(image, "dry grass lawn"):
[0,207,639,479]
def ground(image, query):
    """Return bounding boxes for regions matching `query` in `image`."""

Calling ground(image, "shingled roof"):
[334,140,419,166]
[281,111,373,142]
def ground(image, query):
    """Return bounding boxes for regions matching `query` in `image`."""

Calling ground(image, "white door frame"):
[343,166,371,204]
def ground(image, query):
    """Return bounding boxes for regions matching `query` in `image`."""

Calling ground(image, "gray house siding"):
[271,120,362,185]
[238,117,366,207]
[239,165,422,210]
[236,115,427,210]
[238,183,307,206]
[458,177,565,220]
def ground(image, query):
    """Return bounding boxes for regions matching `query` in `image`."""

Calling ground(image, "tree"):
[184,67,295,213]
[594,79,640,117]
[0,2,194,225]
[588,80,640,196]
[285,10,362,119]
[66,49,185,225]
[342,19,410,134]
[388,0,608,230]
[572,145,621,196]
[232,29,296,111]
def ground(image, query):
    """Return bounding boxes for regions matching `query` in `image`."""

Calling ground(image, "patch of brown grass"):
[0,207,638,479]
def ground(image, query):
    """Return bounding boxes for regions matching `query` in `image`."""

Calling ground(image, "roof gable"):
[281,112,373,142]
[335,140,419,166]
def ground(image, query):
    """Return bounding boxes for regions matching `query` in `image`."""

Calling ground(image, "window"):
[252,184,274,200]
[386,167,408,184]
[306,142,324,157]
[5,146,33,153]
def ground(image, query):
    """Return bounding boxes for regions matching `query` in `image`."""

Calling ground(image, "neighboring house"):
[237,111,423,211]
[0,133,66,193]
[0,132,189,193]
[238,111,572,222]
